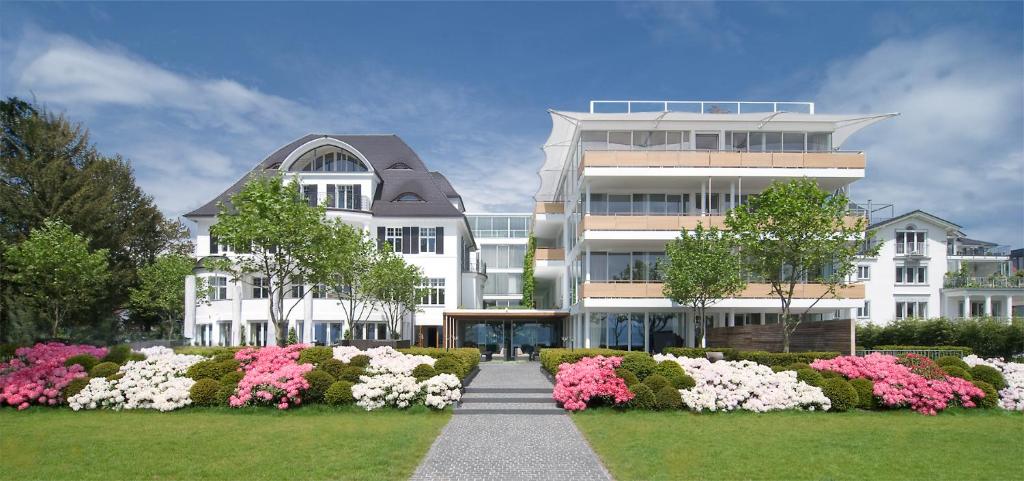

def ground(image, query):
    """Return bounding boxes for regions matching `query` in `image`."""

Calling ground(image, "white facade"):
[858,210,1021,325]
[466,213,532,308]
[183,135,483,347]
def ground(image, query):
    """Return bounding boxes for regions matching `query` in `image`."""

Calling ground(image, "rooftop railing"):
[943,276,1024,289]
[589,100,815,115]
[947,245,1011,257]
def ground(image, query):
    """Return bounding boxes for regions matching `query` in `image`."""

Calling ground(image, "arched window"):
[387,162,412,170]
[291,145,368,173]
[394,192,425,202]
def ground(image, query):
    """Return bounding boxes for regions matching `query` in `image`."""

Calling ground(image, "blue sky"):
[2,2,1022,245]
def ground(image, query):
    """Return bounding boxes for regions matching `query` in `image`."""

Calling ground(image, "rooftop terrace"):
[589,100,815,115]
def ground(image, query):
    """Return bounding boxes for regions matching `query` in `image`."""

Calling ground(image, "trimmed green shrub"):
[63,376,91,399]
[652,360,686,380]
[969,365,1007,390]
[796,368,824,387]
[628,384,656,410]
[848,378,876,410]
[642,374,670,393]
[412,364,437,382]
[820,370,844,380]
[298,346,333,366]
[215,383,236,406]
[325,381,355,405]
[942,365,973,380]
[654,385,683,410]
[735,351,840,367]
[190,379,221,406]
[64,354,100,371]
[971,380,999,409]
[434,356,464,378]
[615,368,639,388]
[337,366,366,383]
[771,365,788,373]
[671,373,696,390]
[539,348,629,375]
[348,354,371,368]
[319,358,347,379]
[212,352,235,362]
[219,370,244,386]
[820,378,858,412]
[302,369,336,403]
[102,345,132,364]
[787,362,812,371]
[89,362,121,378]
[400,348,480,378]
[621,352,657,380]
[108,373,124,382]
[662,347,740,360]
[872,345,974,355]
[127,352,147,362]
[935,356,970,371]
[186,359,238,381]
[173,346,241,357]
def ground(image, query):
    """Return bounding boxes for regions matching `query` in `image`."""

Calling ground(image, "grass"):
[0,405,450,481]
[573,408,1024,481]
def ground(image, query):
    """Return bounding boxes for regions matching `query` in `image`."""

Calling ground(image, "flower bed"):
[552,356,633,411]
[654,354,830,412]
[964,355,1024,411]
[0,342,108,409]
[230,344,311,409]
[810,354,984,415]
[341,346,460,411]
[68,346,204,412]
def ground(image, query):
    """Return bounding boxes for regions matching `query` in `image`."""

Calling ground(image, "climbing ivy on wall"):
[520,234,536,308]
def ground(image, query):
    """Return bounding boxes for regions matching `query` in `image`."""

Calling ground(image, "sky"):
[1,1,1022,246]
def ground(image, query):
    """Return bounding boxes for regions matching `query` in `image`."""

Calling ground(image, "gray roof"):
[867,209,962,231]
[185,134,465,218]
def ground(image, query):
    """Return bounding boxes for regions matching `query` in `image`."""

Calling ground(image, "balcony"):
[535,202,564,214]
[462,261,487,276]
[582,214,863,231]
[943,277,1023,289]
[535,248,564,261]
[581,282,865,299]
[581,150,865,170]
[895,242,928,257]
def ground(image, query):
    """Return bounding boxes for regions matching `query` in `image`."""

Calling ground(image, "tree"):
[128,253,205,339]
[364,247,423,340]
[520,234,536,308]
[309,219,378,340]
[210,173,328,346]
[4,219,110,338]
[662,222,746,348]
[725,178,876,352]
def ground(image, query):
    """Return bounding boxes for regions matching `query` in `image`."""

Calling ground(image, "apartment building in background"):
[466,214,532,308]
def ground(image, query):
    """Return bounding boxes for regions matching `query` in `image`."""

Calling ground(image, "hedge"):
[857,317,1022,359]
[733,351,840,367]
[871,345,974,355]
[173,346,244,357]
[662,347,739,359]
[539,348,629,375]
[190,379,221,406]
[399,348,480,380]
[820,378,858,412]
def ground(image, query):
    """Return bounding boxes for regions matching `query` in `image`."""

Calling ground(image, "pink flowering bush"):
[0,342,107,410]
[811,354,985,415]
[230,344,312,410]
[553,356,634,411]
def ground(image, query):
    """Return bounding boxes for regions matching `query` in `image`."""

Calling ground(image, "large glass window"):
[590,252,667,282]
[608,132,631,150]
[419,278,446,305]
[765,132,783,152]
[251,277,269,299]
[484,273,522,295]
[595,313,646,351]
[292,146,368,172]
[469,215,531,238]
[208,276,228,301]
[695,133,720,151]
[385,227,403,252]
[783,132,805,152]
[807,132,831,151]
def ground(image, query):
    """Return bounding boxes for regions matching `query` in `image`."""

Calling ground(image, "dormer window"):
[291,145,368,172]
[394,192,425,202]
[387,162,412,170]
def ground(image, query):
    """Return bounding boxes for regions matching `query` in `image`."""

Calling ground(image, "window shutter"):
[411,227,420,254]
[377,226,385,250]
[327,185,336,208]
[209,235,219,254]
[354,184,362,210]
[435,227,444,254]
[402,227,411,254]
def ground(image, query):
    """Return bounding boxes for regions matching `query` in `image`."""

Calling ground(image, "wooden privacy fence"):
[707,318,853,354]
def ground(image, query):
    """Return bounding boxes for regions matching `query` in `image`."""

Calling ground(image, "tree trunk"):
[51,305,60,339]
[781,306,791,353]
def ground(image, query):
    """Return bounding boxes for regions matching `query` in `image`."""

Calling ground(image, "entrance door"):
[510,321,558,361]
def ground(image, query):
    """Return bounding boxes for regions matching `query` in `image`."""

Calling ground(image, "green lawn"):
[0,406,450,481]
[573,409,1024,481]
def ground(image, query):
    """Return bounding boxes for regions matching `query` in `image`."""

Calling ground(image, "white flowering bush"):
[963,355,1024,411]
[68,348,204,412]
[364,347,435,376]
[654,354,831,412]
[332,346,362,363]
[351,372,422,410]
[421,373,462,409]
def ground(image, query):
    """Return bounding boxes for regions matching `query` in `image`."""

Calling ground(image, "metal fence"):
[856,349,965,360]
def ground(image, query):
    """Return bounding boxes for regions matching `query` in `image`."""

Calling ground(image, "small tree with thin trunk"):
[4,219,110,338]
[725,178,876,352]
[210,174,328,346]
[128,253,205,339]
[662,222,746,348]
[364,247,423,340]
[309,219,378,340]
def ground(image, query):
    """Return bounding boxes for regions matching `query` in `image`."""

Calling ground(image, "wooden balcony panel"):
[677,216,727,229]
[842,215,865,229]
[740,152,773,167]
[709,152,743,167]
[646,151,678,167]
[584,150,618,167]
[535,202,564,214]
[584,215,727,231]
[677,151,710,167]
[831,152,866,168]
[535,248,565,261]
[772,153,804,167]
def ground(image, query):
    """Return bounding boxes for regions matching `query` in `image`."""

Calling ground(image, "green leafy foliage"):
[520,234,536,308]
[189,379,221,406]
[935,356,970,371]
[652,360,686,379]
[337,366,366,383]
[89,362,120,378]
[102,345,132,364]
[620,352,657,380]
[399,348,480,379]
[628,384,656,410]
[298,346,333,366]
[363,247,423,339]
[848,378,876,410]
[128,254,203,340]
[820,378,859,412]
[186,359,239,381]
[539,348,629,375]
[411,364,437,382]
[971,380,999,409]
[348,355,370,368]
[319,359,347,379]
[615,368,639,388]
[433,357,464,378]
[942,365,972,380]
[857,317,1022,359]
[62,377,91,399]
[969,365,1007,390]
[654,385,683,410]
[642,374,670,393]
[302,369,336,403]
[64,354,100,371]
[325,381,355,405]
[796,368,824,387]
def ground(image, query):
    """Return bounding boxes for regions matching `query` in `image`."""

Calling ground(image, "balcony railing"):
[589,100,815,114]
[895,242,928,256]
[535,248,565,261]
[462,261,487,276]
[535,202,564,214]
[308,193,373,212]
[581,282,864,299]
[581,150,865,170]
[947,245,1011,257]
[943,277,1024,289]
[582,214,863,231]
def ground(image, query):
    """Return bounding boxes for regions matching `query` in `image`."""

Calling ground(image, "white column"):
[183,275,196,341]
[1006,295,1014,319]
[584,311,591,348]
[729,181,736,212]
[984,295,992,316]
[231,281,242,346]
[303,291,313,343]
[849,308,858,355]
[727,309,735,327]
[685,311,695,348]
[584,181,591,214]
[700,180,706,216]
[643,313,650,353]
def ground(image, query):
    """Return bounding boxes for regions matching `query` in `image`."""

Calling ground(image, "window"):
[208,276,228,301]
[695,133,719,151]
[197,324,214,347]
[896,231,927,255]
[420,278,446,305]
[481,244,526,269]
[327,184,358,209]
[353,322,387,341]
[483,273,522,295]
[252,277,270,299]
[394,192,424,202]
[895,301,928,319]
[857,265,871,280]
[303,185,317,208]
[420,227,437,253]
[249,321,269,346]
[857,301,871,318]
[311,284,328,299]
[385,228,403,252]
[807,132,831,151]
[387,162,411,170]
[293,146,367,172]
[589,252,666,282]
[782,132,805,152]
[895,266,927,285]
[288,282,305,299]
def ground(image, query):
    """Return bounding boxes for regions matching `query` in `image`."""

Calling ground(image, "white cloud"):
[817,31,1024,246]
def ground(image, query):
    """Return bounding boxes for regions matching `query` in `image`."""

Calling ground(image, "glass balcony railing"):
[943,277,1024,289]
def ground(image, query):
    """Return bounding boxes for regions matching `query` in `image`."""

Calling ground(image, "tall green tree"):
[210,173,328,346]
[364,247,423,340]
[128,253,205,339]
[520,234,536,308]
[308,219,378,338]
[662,222,746,348]
[4,219,110,338]
[725,178,876,352]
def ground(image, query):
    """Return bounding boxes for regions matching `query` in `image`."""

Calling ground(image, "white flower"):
[67,349,204,412]
[964,355,1024,411]
[420,373,462,409]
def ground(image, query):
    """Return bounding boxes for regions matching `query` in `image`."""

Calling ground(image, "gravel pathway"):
[409,362,613,481]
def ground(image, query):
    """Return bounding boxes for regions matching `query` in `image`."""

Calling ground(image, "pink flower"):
[553,356,634,411]
[229,344,312,410]
[0,342,107,409]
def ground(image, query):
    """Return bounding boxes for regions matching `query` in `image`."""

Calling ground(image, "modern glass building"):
[467,213,532,309]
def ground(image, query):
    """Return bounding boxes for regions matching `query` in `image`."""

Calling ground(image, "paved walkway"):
[410,362,613,481]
